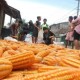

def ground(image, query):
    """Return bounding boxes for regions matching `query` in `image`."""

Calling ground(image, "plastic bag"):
[38,29,43,39]
[25,34,32,43]
[38,29,44,43]
[4,36,18,42]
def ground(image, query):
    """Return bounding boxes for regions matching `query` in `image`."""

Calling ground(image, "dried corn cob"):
[24,68,80,80]
[6,51,35,70]
[0,47,4,57]
[36,50,50,58]
[42,56,57,66]
[56,57,71,67]
[34,56,42,63]
[2,51,12,58]
[65,57,80,64]
[27,63,47,70]
[62,57,80,68]
[3,70,38,80]
[24,69,67,80]
[0,58,12,79]
[38,66,69,72]
[27,48,39,55]
[3,76,24,80]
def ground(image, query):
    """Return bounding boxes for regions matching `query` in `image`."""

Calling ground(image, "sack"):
[38,29,44,43]
[4,36,18,42]
[38,29,43,39]
[25,34,32,43]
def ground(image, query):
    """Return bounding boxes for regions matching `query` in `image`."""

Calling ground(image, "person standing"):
[10,20,20,36]
[28,20,34,35]
[65,16,74,48]
[38,18,49,43]
[18,23,29,41]
[42,19,48,30]
[32,16,41,43]
[72,16,80,49]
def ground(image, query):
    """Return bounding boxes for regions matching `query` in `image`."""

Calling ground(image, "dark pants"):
[73,30,80,40]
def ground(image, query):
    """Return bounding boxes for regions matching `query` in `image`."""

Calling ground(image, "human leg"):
[35,37,37,43]
[32,36,35,43]
[74,40,79,49]
[73,30,80,49]
[35,32,38,43]
[32,36,33,43]
[71,41,74,49]
[51,38,53,44]
[65,40,69,48]
[32,30,38,43]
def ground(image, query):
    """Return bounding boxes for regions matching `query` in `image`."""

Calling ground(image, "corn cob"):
[0,47,5,52]
[24,69,67,80]
[62,57,80,68]
[27,63,47,70]
[20,47,39,55]
[0,58,12,79]
[38,66,70,72]
[24,68,80,80]
[65,54,80,60]
[34,56,42,63]
[0,47,3,57]
[56,57,71,67]
[42,56,57,66]
[7,50,20,55]
[3,70,37,80]
[2,50,20,58]
[27,48,39,55]
[50,73,80,80]
[66,57,80,64]
[48,51,57,56]
[36,50,50,58]
[10,44,19,50]
[2,51,12,58]
[3,76,24,80]
[6,51,35,70]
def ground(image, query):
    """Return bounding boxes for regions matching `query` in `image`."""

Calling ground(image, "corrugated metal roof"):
[0,0,21,19]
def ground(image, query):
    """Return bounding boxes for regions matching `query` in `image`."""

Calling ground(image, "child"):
[32,16,41,43]
[65,16,74,48]
[43,27,55,45]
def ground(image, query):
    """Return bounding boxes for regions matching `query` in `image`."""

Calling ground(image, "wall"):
[50,22,68,37]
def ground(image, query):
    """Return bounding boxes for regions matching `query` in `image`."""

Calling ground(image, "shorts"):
[73,30,80,40]
[32,28,38,37]
[32,32,38,37]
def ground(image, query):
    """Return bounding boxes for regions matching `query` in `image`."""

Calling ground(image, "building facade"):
[50,22,68,37]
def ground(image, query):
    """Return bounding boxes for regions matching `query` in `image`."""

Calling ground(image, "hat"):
[43,27,48,31]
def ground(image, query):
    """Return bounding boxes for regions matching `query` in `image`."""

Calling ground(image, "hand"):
[38,27,40,31]
[49,36,54,38]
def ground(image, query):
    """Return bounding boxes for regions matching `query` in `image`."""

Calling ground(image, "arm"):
[50,31,55,36]
[72,18,79,29]
[43,33,46,40]
[34,22,40,30]
[46,24,49,28]
[72,18,78,24]
[41,24,43,29]
[34,23,38,28]
[10,24,15,36]
[49,31,55,38]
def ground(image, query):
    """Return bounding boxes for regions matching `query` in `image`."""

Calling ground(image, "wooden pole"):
[10,16,12,25]
[0,6,5,38]
[76,0,80,17]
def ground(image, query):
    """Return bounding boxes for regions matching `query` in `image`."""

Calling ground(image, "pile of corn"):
[0,40,80,80]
